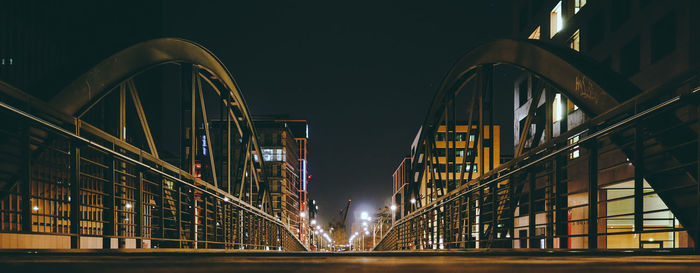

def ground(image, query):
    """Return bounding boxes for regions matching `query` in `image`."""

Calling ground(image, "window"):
[436,132,445,141]
[550,1,564,38]
[553,93,563,122]
[469,134,476,142]
[574,0,586,14]
[456,133,467,141]
[529,26,541,40]
[518,80,529,106]
[568,29,580,52]
[620,36,640,77]
[568,136,580,159]
[262,148,285,161]
[567,100,579,112]
[456,150,464,157]
[651,12,676,63]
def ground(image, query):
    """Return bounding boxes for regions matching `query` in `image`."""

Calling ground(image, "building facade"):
[512,0,699,248]
[406,124,501,212]
[254,118,310,243]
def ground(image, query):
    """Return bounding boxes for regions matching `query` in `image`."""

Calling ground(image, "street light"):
[410,198,416,204]
[390,204,397,211]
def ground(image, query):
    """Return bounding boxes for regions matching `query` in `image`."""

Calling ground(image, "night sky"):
[163,1,514,225]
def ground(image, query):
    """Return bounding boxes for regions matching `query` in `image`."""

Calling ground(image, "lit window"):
[568,136,580,159]
[529,26,541,40]
[550,1,564,38]
[553,93,563,122]
[575,0,586,14]
[568,29,580,51]
[469,135,476,142]
[262,148,286,162]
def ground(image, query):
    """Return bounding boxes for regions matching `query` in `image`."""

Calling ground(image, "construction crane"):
[328,199,351,247]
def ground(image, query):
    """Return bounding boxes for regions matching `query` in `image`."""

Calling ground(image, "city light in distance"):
[390,204,397,211]
[125,203,132,209]
[410,198,416,204]
[300,212,306,218]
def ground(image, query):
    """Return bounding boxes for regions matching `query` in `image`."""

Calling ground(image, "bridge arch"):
[390,39,698,251]
[0,38,306,250]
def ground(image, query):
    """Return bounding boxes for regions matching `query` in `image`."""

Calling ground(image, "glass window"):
[553,93,563,122]
[568,136,580,159]
[550,1,564,38]
[262,148,286,162]
[568,29,580,51]
[529,26,541,40]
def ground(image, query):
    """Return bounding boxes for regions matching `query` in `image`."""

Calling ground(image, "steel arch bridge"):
[376,39,700,251]
[0,38,306,250]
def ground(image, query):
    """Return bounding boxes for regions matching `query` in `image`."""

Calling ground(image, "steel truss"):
[376,39,700,251]
[0,39,306,251]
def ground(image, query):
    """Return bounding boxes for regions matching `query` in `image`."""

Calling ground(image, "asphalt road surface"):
[0,251,699,273]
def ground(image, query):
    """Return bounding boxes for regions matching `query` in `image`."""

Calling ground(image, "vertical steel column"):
[528,172,536,248]
[484,65,494,172]
[136,171,144,248]
[555,155,568,249]
[191,190,197,249]
[490,182,497,247]
[546,160,554,249]
[587,139,598,249]
[103,154,115,249]
[70,143,81,248]
[478,70,485,179]
[508,177,515,248]
[159,176,165,242]
[696,106,700,252]
[467,194,473,248]
[20,122,32,233]
[634,126,644,247]
[203,195,208,248]
[478,187,484,248]
[176,185,182,248]
[181,64,195,174]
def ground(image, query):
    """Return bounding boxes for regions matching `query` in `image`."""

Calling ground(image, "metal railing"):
[0,85,307,251]
[376,86,700,251]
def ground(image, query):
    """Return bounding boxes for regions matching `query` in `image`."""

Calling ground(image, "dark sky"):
[163,0,514,225]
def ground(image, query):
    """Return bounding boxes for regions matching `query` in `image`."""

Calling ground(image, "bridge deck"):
[1,251,698,273]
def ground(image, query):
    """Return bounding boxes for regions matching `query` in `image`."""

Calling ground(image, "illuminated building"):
[254,117,310,243]
[512,0,698,248]
[406,124,501,209]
